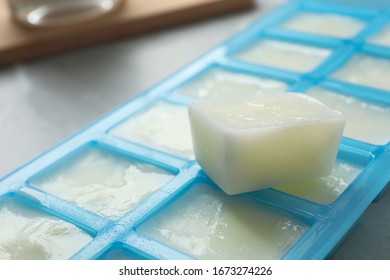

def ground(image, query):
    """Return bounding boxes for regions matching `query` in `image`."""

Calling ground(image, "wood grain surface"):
[0,0,254,67]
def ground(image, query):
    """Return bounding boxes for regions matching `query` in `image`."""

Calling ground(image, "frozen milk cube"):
[331,53,390,91]
[138,183,308,260]
[307,88,390,145]
[235,39,332,73]
[188,93,346,195]
[274,159,363,204]
[280,12,365,38]
[368,23,390,47]
[0,198,92,260]
[110,102,194,159]
[175,68,289,99]
[30,148,174,219]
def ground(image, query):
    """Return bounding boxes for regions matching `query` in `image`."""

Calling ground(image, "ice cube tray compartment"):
[1,0,390,260]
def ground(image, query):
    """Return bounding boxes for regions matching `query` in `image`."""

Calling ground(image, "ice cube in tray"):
[234,39,332,73]
[30,147,174,220]
[0,198,92,260]
[137,183,308,260]
[280,11,366,38]
[175,68,289,99]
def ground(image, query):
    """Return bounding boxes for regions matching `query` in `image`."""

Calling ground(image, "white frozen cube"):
[188,93,346,195]
[175,68,289,98]
[281,12,365,39]
[235,39,332,73]
[331,53,390,92]
[368,23,390,47]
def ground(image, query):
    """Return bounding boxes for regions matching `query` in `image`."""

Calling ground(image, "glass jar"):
[8,0,122,27]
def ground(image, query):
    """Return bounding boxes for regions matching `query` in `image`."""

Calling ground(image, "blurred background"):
[0,0,389,260]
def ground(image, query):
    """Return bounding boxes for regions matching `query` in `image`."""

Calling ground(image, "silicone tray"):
[1,0,389,260]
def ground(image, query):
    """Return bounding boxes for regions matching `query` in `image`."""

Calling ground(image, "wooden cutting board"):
[0,0,254,67]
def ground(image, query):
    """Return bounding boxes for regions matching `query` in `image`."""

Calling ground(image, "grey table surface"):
[0,0,389,260]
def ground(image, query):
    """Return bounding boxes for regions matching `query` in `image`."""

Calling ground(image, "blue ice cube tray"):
[1,0,390,260]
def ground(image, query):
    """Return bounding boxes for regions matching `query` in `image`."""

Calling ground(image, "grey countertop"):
[0,0,389,260]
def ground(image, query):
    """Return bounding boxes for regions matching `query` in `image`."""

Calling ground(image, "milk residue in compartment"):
[235,39,332,72]
[110,102,194,159]
[331,53,390,91]
[368,23,390,47]
[99,248,138,260]
[137,183,308,260]
[30,148,174,219]
[274,159,363,204]
[0,198,92,260]
[281,12,365,38]
[175,68,289,99]
[307,88,390,145]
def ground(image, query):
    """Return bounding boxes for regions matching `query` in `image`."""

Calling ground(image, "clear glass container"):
[8,0,122,27]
